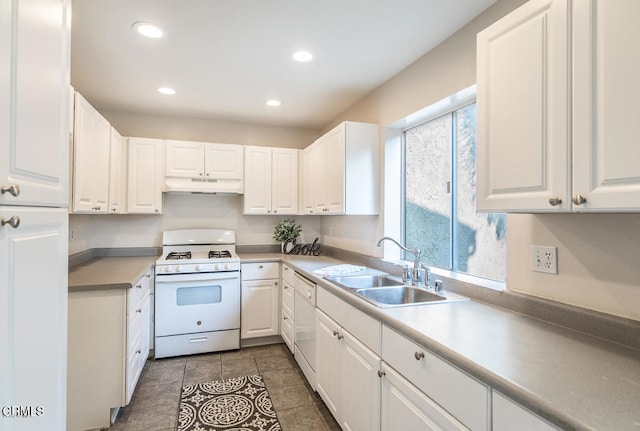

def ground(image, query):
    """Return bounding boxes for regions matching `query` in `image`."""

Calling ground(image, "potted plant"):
[273,218,302,253]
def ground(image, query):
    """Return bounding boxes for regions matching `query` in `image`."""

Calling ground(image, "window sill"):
[429,267,506,292]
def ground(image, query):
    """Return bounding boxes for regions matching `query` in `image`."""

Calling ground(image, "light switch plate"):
[531,246,557,274]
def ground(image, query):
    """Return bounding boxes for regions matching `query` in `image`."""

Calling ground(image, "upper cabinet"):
[128,137,163,214]
[72,92,111,213]
[243,146,298,215]
[303,121,379,215]
[164,140,243,193]
[0,0,70,208]
[108,127,127,214]
[477,0,640,212]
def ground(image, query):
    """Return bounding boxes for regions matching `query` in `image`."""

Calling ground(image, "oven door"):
[155,271,240,336]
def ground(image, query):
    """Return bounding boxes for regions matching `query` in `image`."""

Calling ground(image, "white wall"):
[317,0,640,322]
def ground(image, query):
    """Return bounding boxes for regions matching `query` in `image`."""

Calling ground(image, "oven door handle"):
[156,271,239,284]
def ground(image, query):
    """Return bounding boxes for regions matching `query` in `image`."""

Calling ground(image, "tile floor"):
[104,343,340,431]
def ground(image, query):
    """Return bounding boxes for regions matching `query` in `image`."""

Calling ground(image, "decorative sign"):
[283,238,321,256]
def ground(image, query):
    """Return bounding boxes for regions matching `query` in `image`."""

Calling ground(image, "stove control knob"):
[175,265,181,272]
[195,264,202,272]
[223,263,231,270]
[214,264,221,270]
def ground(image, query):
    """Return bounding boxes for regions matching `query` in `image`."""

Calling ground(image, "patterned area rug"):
[178,374,282,431]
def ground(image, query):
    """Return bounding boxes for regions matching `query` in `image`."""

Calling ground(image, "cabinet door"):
[205,143,244,179]
[324,124,346,214]
[243,146,273,214]
[108,127,127,214]
[72,92,111,213]
[313,138,328,213]
[271,148,299,215]
[128,137,163,214]
[301,144,317,214]
[241,279,279,339]
[381,364,466,431]
[0,207,68,431]
[341,331,381,431]
[572,0,640,211]
[315,309,342,420]
[476,0,570,212]
[165,140,204,178]
[0,0,70,208]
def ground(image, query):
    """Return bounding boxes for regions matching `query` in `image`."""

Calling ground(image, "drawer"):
[126,332,147,404]
[241,262,279,281]
[281,309,294,353]
[317,285,381,354]
[382,325,489,431]
[127,292,149,359]
[282,280,295,317]
[282,263,296,285]
[127,268,152,315]
[155,329,240,358]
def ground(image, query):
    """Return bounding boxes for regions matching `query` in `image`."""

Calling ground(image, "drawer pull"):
[259,265,264,269]
[1,216,20,229]
[189,336,208,343]
[136,308,142,313]
[1,184,20,197]
[415,351,425,361]
[337,333,344,341]
[283,316,288,321]
[136,349,141,355]
[377,370,386,378]
[136,284,142,289]
[332,330,339,337]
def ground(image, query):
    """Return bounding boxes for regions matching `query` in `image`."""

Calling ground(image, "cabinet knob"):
[283,316,288,321]
[1,216,20,229]
[155,209,159,213]
[136,349,141,355]
[377,370,386,378]
[548,197,562,206]
[414,351,425,361]
[572,194,587,205]
[332,330,339,337]
[1,184,20,197]
[136,284,142,289]
[136,308,142,313]
[337,333,344,340]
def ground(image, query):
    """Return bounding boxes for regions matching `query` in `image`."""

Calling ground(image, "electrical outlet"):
[531,246,557,274]
[69,225,75,241]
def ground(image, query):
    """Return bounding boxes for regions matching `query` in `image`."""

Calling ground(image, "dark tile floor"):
[104,343,340,431]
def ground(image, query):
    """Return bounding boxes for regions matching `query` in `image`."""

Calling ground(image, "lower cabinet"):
[241,262,280,339]
[493,392,559,431]
[67,266,152,431]
[381,363,466,431]
[381,325,489,431]
[281,264,295,352]
[316,309,381,431]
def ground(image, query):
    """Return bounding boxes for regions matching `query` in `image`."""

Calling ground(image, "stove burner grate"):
[166,251,192,260]
[208,250,232,259]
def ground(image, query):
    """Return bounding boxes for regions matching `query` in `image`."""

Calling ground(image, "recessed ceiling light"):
[158,87,176,95]
[132,22,164,39]
[292,51,313,62]
[266,100,281,107]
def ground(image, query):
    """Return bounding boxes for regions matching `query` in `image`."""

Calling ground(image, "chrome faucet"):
[376,236,423,286]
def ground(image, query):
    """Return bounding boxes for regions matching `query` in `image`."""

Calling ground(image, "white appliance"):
[154,229,241,358]
[293,271,317,388]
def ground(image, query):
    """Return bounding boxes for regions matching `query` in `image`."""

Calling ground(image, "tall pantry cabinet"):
[0,0,71,430]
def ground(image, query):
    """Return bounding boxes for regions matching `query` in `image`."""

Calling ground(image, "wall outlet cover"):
[531,245,557,274]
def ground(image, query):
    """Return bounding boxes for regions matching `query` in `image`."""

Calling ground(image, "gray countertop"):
[278,254,640,431]
[68,256,157,292]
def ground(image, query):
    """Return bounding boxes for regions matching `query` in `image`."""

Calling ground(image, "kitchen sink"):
[326,274,404,289]
[354,286,468,308]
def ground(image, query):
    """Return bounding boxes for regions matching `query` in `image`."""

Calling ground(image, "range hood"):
[164,177,243,194]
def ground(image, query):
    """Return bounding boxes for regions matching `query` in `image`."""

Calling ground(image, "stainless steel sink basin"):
[355,286,467,308]
[326,274,404,289]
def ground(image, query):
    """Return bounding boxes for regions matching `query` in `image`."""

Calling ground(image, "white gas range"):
[154,229,241,358]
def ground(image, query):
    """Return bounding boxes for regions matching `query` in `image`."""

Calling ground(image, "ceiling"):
[71,0,496,130]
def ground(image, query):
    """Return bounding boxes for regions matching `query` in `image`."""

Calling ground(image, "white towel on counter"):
[313,264,366,277]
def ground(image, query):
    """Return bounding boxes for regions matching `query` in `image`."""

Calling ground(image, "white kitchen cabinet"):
[280,264,295,352]
[300,145,316,214]
[67,266,152,431]
[243,146,298,215]
[382,325,489,430]
[305,121,379,215]
[381,363,466,431]
[241,262,280,339]
[316,309,381,431]
[108,127,127,214]
[493,391,559,431]
[72,92,111,213]
[477,0,640,212]
[1,1,70,430]
[165,140,244,179]
[0,208,68,431]
[127,137,163,214]
[0,0,70,209]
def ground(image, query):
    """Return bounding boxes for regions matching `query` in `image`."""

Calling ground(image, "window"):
[403,102,506,282]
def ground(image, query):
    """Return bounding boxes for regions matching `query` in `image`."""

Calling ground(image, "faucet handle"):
[401,264,413,284]
[417,263,430,288]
